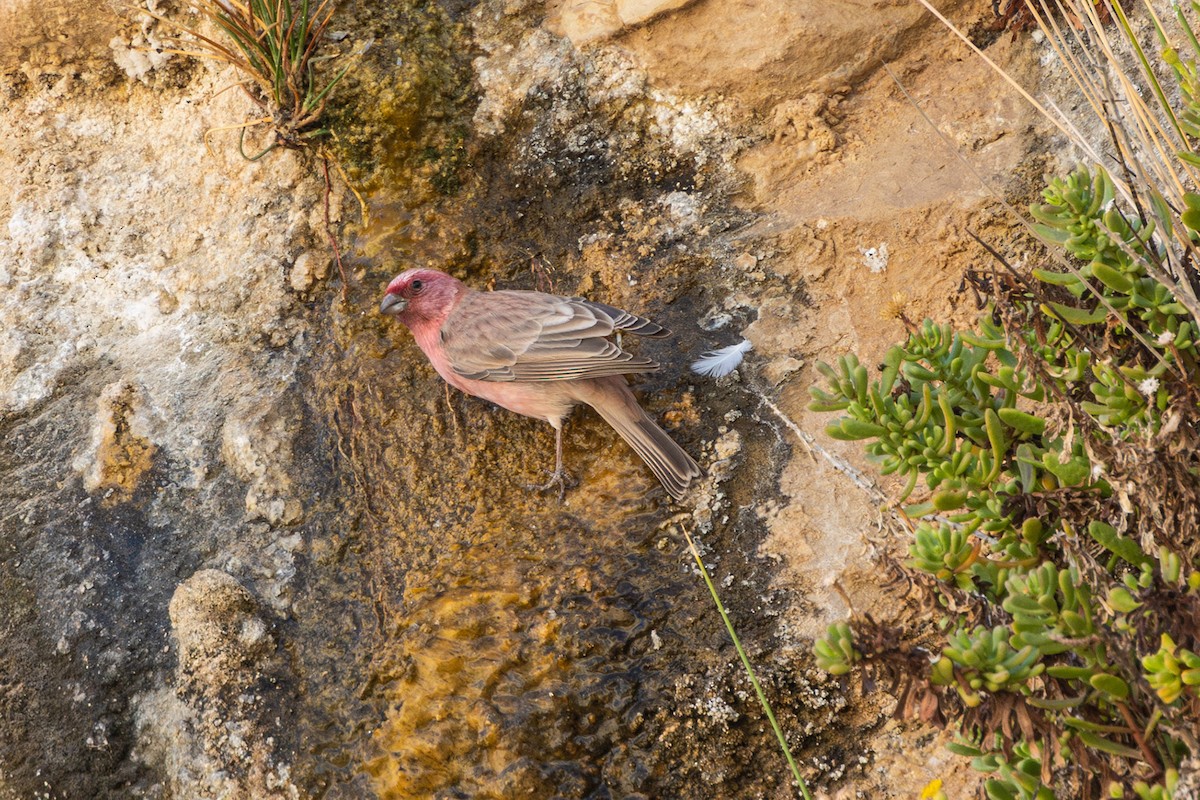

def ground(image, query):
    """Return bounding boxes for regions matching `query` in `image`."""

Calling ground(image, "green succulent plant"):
[1130,769,1181,800]
[807,158,1200,797]
[864,0,1200,792]
[937,625,1044,705]
[949,737,1054,800]
[813,621,860,676]
[1003,562,1096,657]
[1141,633,1200,704]
[907,521,979,589]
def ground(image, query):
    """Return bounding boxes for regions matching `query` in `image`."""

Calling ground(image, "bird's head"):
[379,268,464,325]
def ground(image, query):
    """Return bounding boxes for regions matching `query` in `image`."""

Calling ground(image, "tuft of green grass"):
[143,0,351,158]
[140,0,366,296]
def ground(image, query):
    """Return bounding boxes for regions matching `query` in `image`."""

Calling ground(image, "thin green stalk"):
[682,529,812,800]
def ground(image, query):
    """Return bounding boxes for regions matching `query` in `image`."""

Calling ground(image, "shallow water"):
[287,3,808,789]
[293,201,739,798]
[360,504,695,797]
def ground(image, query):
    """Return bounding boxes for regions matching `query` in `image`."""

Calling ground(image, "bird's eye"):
[411,279,424,293]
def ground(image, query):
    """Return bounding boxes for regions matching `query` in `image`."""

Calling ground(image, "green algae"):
[321,0,474,202]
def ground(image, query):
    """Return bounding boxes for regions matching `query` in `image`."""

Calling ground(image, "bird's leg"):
[528,424,577,501]
[443,381,461,439]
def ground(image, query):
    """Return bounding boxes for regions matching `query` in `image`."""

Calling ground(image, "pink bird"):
[379,268,701,499]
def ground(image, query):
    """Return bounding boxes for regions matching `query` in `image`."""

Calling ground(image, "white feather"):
[691,340,752,378]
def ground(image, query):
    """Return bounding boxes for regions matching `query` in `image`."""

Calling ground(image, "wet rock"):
[0,10,323,787]
[0,329,41,414]
[132,570,298,798]
[222,395,304,526]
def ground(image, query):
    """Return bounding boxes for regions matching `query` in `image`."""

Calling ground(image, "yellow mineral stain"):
[87,381,156,507]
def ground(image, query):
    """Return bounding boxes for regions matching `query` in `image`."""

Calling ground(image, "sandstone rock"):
[615,0,696,27]
[548,0,623,46]
[289,250,330,293]
[762,355,806,386]
[769,94,840,161]
[0,0,122,72]
[734,252,758,271]
[169,569,273,694]
[549,0,700,46]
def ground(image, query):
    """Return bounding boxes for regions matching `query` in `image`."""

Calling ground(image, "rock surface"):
[0,0,1049,797]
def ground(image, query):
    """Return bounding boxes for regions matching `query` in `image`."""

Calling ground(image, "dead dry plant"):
[914,0,1200,327]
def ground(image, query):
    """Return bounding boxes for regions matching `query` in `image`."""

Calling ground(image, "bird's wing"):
[441,290,669,382]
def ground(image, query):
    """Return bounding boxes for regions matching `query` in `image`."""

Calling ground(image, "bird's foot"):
[526,468,578,502]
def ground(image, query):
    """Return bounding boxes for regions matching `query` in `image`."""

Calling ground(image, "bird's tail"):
[583,378,702,500]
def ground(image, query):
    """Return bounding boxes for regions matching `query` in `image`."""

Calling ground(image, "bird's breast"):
[466,380,579,425]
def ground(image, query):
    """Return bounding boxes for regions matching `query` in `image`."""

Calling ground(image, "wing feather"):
[442,290,668,382]
[578,300,670,338]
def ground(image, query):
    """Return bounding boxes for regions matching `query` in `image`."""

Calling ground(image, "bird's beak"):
[380,293,407,316]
